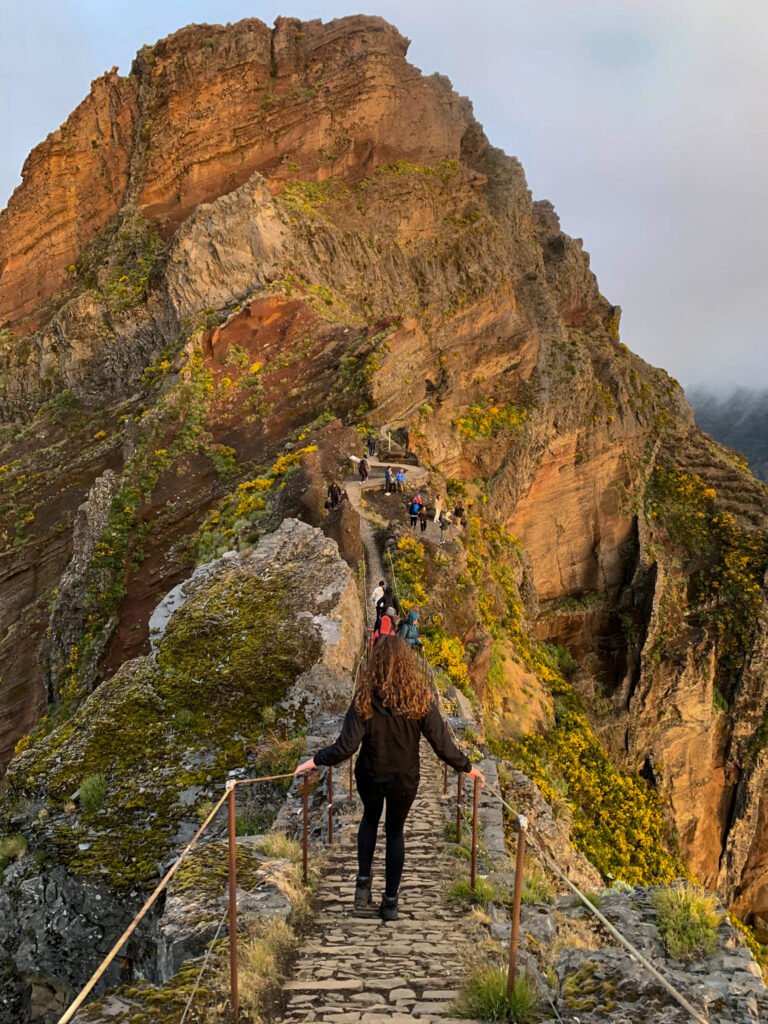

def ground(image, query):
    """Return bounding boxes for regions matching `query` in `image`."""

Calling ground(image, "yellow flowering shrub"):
[453,402,527,440]
[422,630,470,692]
[391,536,428,609]
[496,706,681,885]
[269,445,318,477]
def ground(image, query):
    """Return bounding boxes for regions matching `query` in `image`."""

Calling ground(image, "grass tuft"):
[238,918,297,1015]
[447,877,498,907]
[521,868,555,905]
[454,966,539,1022]
[653,884,720,961]
[79,773,107,813]
[258,832,303,865]
[0,834,27,871]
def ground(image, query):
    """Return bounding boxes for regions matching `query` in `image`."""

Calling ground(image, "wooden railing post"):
[327,767,334,845]
[508,816,527,992]
[226,782,239,1023]
[455,772,463,844]
[470,778,480,890]
[302,773,309,884]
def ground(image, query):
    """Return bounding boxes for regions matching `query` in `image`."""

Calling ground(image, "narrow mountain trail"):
[279,750,481,1023]
[346,457,445,578]
[278,452,483,1022]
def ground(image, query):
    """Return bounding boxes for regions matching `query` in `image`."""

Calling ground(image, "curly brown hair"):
[354,636,433,720]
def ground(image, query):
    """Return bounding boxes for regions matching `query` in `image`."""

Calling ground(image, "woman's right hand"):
[467,765,486,788]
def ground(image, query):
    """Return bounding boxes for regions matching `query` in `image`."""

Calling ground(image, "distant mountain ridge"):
[689,387,768,481]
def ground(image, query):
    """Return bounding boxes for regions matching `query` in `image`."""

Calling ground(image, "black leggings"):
[356,777,416,898]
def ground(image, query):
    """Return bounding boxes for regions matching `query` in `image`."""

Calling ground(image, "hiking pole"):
[226,781,239,1024]
[302,773,309,884]
[455,772,463,843]
[508,815,527,992]
[470,778,480,891]
[327,767,334,846]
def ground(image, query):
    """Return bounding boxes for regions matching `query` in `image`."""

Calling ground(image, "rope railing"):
[58,770,335,1024]
[486,782,709,1024]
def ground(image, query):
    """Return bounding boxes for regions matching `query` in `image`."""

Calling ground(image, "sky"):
[1,0,766,390]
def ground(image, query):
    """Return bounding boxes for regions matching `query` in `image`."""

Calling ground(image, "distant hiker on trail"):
[438,512,452,545]
[367,435,376,457]
[433,493,442,522]
[371,579,386,611]
[397,609,422,648]
[418,505,428,533]
[408,498,420,529]
[359,457,370,482]
[327,481,341,509]
[375,587,401,631]
[395,468,406,492]
[372,609,396,645]
[453,502,466,528]
[294,636,485,920]
[339,488,350,504]
[384,466,395,494]
[412,493,423,507]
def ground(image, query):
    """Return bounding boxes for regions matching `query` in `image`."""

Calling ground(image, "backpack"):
[410,501,420,516]
[374,615,395,644]
[396,620,409,640]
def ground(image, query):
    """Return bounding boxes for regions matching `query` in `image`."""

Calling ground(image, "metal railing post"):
[508,818,527,992]
[327,767,334,845]
[226,782,239,1024]
[470,778,480,890]
[302,772,309,885]
[455,772,463,844]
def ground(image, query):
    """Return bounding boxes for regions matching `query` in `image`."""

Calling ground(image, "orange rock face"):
[0,15,473,332]
[0,72,136,329]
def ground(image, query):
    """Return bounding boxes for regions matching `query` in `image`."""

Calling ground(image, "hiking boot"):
[380,894,399,921]
[354,875,372,910]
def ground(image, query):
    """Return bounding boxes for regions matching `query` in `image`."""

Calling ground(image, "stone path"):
[279,749,482,1023]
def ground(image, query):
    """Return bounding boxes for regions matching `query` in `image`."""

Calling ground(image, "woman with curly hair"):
[294,635,484,920]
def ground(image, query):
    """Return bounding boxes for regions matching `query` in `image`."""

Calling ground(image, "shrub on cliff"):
[653,885,720,961]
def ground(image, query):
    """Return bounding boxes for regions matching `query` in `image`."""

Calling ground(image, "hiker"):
[375,586,401,630]
[372,609,396,646]
[453,501,466,528]
[433,493,442,522]
[418,504,428,533]
[412,493,423,507]
[327,481,341,509]
[359,457,370,483]
[408,497,420,529]
[397,609,422,648]
[339,488,350,504]
[438,512,452,545]
[395,468,406,492]
[294,636,485,920]
[367,435,377,457]
[371,579,386,611]
[384,466,395,494]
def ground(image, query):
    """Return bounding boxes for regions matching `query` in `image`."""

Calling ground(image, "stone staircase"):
[279,750,482,1023]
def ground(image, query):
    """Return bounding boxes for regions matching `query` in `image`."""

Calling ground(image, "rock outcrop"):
[0,519,362,1018]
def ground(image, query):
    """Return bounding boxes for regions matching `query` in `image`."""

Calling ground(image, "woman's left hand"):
[294,758,316,776]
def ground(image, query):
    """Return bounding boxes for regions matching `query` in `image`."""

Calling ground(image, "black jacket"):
[313,696,471,793]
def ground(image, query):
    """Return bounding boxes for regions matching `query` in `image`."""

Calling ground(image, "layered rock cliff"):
[1,12,768,1018]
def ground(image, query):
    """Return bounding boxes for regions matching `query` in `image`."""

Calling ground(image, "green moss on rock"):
[4,556,323,891]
